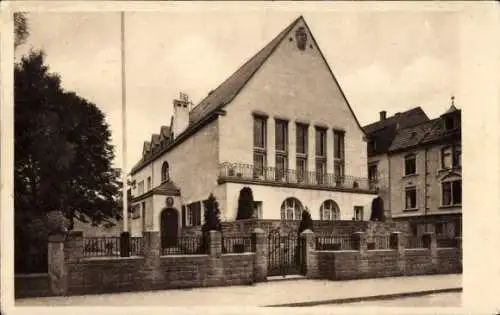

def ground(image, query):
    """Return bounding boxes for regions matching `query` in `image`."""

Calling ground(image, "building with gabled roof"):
[129,16,378,244]
[364,98,461,239]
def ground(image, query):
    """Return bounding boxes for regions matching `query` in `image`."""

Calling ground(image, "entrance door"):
[267,230,306,277]
[160,208,179,249]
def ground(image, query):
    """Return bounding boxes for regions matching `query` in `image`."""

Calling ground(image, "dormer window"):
[445,117,455,130]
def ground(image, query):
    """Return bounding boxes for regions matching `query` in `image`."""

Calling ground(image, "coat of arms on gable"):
[295,26,308,51]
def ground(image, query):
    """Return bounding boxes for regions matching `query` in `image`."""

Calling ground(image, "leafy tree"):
[202,193,222,232]
[14,50,121,242]
[14,12,29,49]
[236,187,254,220]
[298,208,313,234]
[370,197,385,222]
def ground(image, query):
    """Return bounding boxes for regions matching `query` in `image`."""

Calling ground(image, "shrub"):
[201,193,222,252]
[298,208,313,234]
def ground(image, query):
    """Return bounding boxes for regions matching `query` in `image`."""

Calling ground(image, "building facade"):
[364,101,462,237]
[128,16,378,242]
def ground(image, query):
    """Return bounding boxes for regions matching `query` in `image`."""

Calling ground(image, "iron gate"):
[267,230,306,277]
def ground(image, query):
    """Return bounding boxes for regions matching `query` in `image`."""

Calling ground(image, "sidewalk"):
[15,274,461,307]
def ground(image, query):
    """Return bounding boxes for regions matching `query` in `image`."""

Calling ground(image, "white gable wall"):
[218,19,368,178]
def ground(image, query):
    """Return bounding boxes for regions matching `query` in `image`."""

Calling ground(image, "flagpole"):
[121,11,128,234]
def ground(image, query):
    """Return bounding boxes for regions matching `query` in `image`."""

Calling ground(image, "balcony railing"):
[219,162,378,192]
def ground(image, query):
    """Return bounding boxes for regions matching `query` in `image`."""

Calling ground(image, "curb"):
[264,287,462,307]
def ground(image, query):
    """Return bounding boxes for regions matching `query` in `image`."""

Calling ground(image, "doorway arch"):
[160,208,179,248]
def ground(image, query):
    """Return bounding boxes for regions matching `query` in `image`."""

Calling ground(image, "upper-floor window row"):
[275,119,288,153]
[253,115,267,149]
[315,127,327,157]
[441,145,461,170]
[404,154,417,176]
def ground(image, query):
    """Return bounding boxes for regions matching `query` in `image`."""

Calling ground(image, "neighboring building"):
[128,16,378,242]
[364,99,462,237]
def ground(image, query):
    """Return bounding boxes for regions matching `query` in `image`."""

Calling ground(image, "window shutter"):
[181,205,186,228]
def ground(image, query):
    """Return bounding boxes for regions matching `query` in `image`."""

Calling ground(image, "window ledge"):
[403,208,419,212]
[402,173,419,179]
[439,205,461,209]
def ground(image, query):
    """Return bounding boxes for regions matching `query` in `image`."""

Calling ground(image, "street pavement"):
[15,274,461,307]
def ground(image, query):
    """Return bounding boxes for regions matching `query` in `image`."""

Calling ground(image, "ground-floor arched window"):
[320,199,340,220]
[280,197,303,220]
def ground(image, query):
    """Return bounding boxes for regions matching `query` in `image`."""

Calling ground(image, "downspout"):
[424,147,428,232]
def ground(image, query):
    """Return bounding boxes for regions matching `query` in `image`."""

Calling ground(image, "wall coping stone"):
[160,254,209,259]
[404,248,429,252]
[221,253,255,257]
[316,250,359,253]
[15,273,49,278]
[81,256,145,262]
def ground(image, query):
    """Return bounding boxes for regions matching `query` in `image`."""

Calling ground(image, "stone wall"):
[312,231,462,280]
[30,230,261,297]
[14,274,50,298]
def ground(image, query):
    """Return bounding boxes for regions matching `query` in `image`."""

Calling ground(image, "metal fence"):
[162,236,205,255]
[436,236,458,248]
[130,237,143,256]
[315,234,354,251]
[367,235,391,250]
[404,235,426,249]
[222,236,253,253]
[15,246,48,274]
[83,237,121,257]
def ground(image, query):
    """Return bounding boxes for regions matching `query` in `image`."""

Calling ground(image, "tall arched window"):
[320,200,340,220]
[280,197,303,220]
[161,161,170,182]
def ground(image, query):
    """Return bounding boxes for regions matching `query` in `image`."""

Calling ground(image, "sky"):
[15,8,461,173]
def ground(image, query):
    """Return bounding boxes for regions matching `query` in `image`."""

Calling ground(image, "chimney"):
[172,93,190,138]
[379,111,387,121]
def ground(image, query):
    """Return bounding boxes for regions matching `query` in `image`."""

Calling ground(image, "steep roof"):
[188,16,302,125]
[421,109,461,145]
[363,107,430,156]
[388,119,437,152]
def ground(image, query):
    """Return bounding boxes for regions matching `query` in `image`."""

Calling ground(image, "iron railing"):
[367,235,391,250]
[15,247,48,274]
[84,237,121,257]
[404,235,426,249]
[315,234,354,251]
[436,236,458,248]
[222,236,253,253]
[219,162,378,192]
[162,236,205,255]
[83,237,144,257]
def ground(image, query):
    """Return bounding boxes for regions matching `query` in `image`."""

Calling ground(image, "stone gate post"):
[251,228,267,282]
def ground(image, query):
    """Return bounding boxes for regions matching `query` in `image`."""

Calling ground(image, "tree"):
[236,187,254,220]
[14,50,121,241]
[370,197,385,222]
[202,193,222,232]
[298,208,313,234]
[14,12,29,49]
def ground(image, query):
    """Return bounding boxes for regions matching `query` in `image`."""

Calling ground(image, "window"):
[296,157,308,183]
[275,120,288,181]
[354,206,364,221]
[320,200,340,220]
[445,117,455,130]
[454,146,461,168]
[186,202,202,226]
[404,154,416,175]
[275,119,288,152]
[296,123,308,154]
[296,123,308,183]
[441,147,453,169]
[253,116,267,177]
[138,181,145,195]
[410,224,418,236]
[253,116,267,149]
[442,180,461,206]
[141,204,146,231]
[280,197,303,220]
[405,186,417,210]
[315,127,327,184]
[315,127,326,156]
[147,176,152,191]
[253,201,263,219]
[334,130,345,182]
[368,163,378,182]
[435,223,444,236]
[161,161,170,182]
